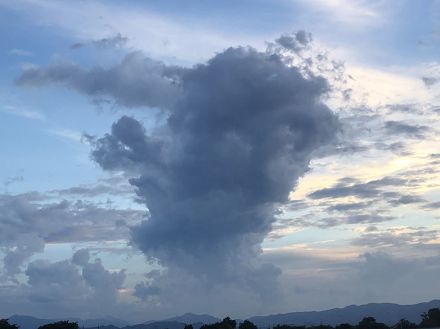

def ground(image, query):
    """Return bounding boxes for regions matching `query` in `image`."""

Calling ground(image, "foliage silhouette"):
[0,319,19,329]
[239,320,258,329]
[394,319,417,329]
[359,317,388,329]
[420,308,440,328]
[200,317,237,329]
[273,325,305,329]
[335,324,354,329]
[38,321,78,329]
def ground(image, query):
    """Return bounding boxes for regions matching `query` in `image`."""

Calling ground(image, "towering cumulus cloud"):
[18,33,340,306]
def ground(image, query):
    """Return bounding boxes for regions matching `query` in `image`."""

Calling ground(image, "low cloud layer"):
[0,192,143,276]
[0,249,126,319]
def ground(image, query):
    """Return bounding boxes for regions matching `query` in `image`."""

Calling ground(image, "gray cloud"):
[133,282,161,301]
[17,52,184,109]
[4,251,127,318]
[3,234,45,276]
[51,176,135,198]
[308,176,405,200]
[72,249,90,266]
[386,104,420,114]
[275,30,312,52]
[422,76,438,87]
[318,214,395,228]
[301,175,431,229]
[261,246,440,313]
[0,193,144,276]
[423,201,440,209]
[8,48,33,57]
[71,33,129,50]
[85,40,340,305]
[70,42,85,49]
[25,259,90,304]
[374,141,406,153]
[93,33,129,49]
[81,253,126,301]
[0,194,142,243]
[3,175,24,188]
[326,201,374,212]
[352,228,439,248]
[272,207,397,233]
[388,194,425,205]
[384,120,428,138]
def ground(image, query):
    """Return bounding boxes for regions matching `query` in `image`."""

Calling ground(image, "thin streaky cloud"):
[1,105,45,121]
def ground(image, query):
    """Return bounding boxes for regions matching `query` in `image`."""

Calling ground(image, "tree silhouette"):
[184,325,194,329]
[420,308,440,328]
[335,324,354,329]
[221,317,237,329]
[0,319,19,329]
[38,321,79,329]
[272,325,305,329]
[201,317,237,329]
[239,320,257,329]
[394,319,417,329]
[358,317,388,329]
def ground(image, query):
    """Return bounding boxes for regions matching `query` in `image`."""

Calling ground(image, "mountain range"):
[249,299,440,326]
[8,315,129,329]
[6,299,440,329]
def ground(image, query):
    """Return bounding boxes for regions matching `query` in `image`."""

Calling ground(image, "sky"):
[1,0,440,323]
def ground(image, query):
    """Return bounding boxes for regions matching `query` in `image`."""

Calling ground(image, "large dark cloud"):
[87,44,340,299]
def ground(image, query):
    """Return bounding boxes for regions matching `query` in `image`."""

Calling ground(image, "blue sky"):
[1,0,440,323]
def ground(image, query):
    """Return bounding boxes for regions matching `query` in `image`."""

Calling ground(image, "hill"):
[164,314,220,325]
[248,299,440,326]
[8,315,129,329]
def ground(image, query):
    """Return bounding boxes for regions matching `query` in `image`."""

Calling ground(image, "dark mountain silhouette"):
[86,326,119,329]
[8,315,51,329]
[119,313,220,329]
[164,314,220,325]
[7,300,440,329]
[124,321,189,329]
[248,300,440,327]
[8,315,129,329]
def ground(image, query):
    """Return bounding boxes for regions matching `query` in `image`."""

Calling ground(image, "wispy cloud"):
[1,0,262,64]
[48,128,83,142]
[294,0,383,27]
[1,105,45,121]
[8,48,33,57]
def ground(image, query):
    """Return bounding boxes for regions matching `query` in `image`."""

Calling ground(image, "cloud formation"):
[80,41,340,305]
[1,250,126,318]
[71,33,129,50]
[17,52,183,109]
[14,34,343,307]
[0,193,143,276]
